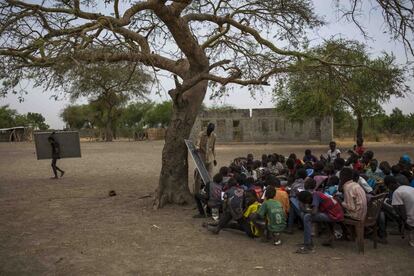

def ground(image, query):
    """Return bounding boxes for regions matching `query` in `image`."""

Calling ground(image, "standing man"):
[195,123,217,193]
[48,134,65,179]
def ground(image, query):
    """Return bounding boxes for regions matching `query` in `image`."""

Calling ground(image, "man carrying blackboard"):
[194,123,217,193]
[48,134,65,179]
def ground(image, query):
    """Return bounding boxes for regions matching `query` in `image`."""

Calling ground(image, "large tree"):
[1,1,413,207]
[275,40,410,139]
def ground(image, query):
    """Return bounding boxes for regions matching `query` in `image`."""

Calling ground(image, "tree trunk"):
[105,123,113,142]
[155,80,208,208]
[105,106,114,142]
[356,112,363,140]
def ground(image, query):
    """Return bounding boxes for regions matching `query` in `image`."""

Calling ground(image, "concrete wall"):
[190,108,333,143]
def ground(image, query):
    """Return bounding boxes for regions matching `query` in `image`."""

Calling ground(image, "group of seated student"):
[193,139,414,254]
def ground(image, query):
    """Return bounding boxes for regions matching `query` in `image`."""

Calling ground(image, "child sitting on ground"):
[264,175,290,215]
[193,173,223,219]
[324,176,340,196]
[208,178,246,234]
[252,179,264,202]
[303,149,318,163]
[255,187,286,245]
[366,159,385,188]
[327,141,341,163]
[354,137,365,157]
[243,190,262,238]
[346,152,363,172]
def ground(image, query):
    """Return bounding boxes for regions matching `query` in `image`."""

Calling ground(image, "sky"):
[1,1,413,129]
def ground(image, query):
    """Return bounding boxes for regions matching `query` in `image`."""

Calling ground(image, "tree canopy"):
[274,40,411,139]
[60,62,152,141]
[62,101,173,138]
[0,105,49,129]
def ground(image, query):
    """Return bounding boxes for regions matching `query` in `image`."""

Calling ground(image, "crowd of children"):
[193,139,414,254]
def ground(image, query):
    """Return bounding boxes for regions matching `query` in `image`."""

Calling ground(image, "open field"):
[1,141,414,275]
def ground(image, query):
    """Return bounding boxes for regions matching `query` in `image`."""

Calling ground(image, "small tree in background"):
[59,62,152,141]
[0,105,49,130]
[61,104,96,130]
[0,105,17,128]
[144,101,173,128]
[275,40,410,140]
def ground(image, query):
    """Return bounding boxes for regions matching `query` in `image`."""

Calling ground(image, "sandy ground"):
[1,141,414,275]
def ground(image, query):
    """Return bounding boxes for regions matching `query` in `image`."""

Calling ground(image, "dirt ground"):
[1,141,414,275]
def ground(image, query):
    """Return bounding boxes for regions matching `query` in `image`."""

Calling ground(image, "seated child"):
[265,175,290,215]
[379,161,392,176]
[255,187,286,245]
[354,137,365,157]
[219,166,231,185]
[245,177,255,190]
[361,150,374,171]
[346,152,363,172]
[268,154,284,175]
[339,168,367,221]
[208,178,246,234]
[354,170,373,194]
[327,141,341,163]
[245,164,257,181]
[247,153,254,164]
[261,154,269,167]
[303,149,318,163]
[304,178,317,192]
[392,164,410,186]
[194,173,223,219]
[366,159,385,188]
[296,190,344,254]
[252,180,264,202]
[242,190,261,238]
[289,153,303,167]
[324,176,339,196]
[286,169,307,233]
[313,161,325,176]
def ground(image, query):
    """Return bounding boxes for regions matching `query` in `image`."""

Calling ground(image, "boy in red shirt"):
[354,137,365,157]
[296,191,344,254]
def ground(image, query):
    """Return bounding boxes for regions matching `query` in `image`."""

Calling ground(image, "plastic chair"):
[343,193,387,254]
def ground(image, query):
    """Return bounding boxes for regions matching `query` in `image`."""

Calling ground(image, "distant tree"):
[25,112,49,130]
[0,105,17,128]
[60,104,95,129]
[275,40,411,140]
[60,62,152,141]
[144,101,173,128]
[0,105,49,129]
[119,102,154,129]
[383,108,414,136]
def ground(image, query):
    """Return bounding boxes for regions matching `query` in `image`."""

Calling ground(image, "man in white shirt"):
[385,176,414,247]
